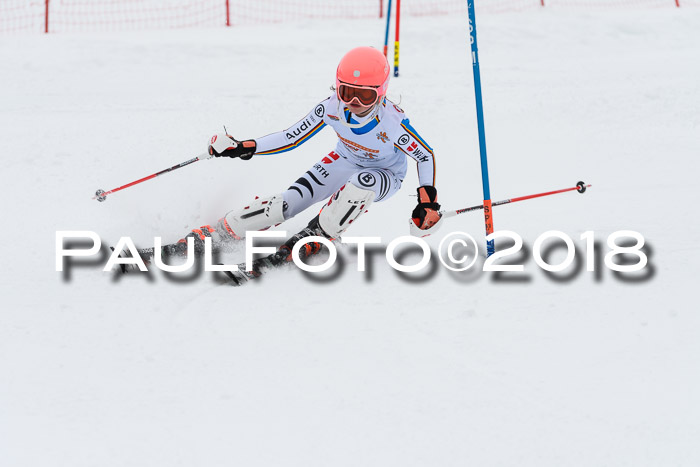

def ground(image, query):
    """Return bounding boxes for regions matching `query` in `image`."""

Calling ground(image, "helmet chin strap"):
[337,99,380,129]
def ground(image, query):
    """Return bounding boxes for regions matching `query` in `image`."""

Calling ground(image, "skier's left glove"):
[412,185,441,230]
[208,134,256,160]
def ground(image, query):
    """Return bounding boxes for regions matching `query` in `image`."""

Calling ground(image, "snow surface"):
[1,8,700,467]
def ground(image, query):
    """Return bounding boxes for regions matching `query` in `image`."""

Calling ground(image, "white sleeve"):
[393,117,436,187]
[253,99,329,156]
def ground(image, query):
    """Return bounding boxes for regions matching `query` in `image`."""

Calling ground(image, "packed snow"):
[1,7,699,467]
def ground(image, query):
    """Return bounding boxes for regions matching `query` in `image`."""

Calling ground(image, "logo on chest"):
[376,131,389,143]
[336,133,380,159]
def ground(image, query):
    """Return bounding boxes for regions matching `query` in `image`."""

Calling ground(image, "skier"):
[146,46,441,281]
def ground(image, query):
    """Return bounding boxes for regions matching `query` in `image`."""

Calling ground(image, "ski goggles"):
[337,83,380,106]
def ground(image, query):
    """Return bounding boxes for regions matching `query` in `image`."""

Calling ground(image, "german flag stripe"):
[394,143,410,155]
[400,120,433,154]
[256,121,326,155]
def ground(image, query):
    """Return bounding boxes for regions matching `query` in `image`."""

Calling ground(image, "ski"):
[220,253,286,286]
[220,223,326,286]
[111,218,328,284]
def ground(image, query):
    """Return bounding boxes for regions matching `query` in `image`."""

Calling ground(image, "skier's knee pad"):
[220,194,286,239]
[318,182,375,237]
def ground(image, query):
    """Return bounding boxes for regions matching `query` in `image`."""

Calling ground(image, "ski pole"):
[93,152,210,202]
[441,181,591,219]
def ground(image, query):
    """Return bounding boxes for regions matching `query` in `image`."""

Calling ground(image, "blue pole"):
[383,0,393,58]
[467,0,495,256]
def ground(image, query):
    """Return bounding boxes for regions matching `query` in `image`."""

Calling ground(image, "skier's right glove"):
[208,134,256,160]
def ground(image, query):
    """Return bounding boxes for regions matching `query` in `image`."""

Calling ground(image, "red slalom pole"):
[93,153,209,202]
[442,181,591,219]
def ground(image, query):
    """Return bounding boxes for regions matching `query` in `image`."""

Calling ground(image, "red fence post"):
[541,0,545,6]
[226,0,231,26]
[44,0,49,33]
[675,0,680,7]
[380,0,383,18]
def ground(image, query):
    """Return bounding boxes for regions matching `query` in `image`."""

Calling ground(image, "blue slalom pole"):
[467,0,495,256]
[383,0,393,58]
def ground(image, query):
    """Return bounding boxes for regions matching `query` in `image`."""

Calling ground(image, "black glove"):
[411,186,441,229]
[208,134,256,160]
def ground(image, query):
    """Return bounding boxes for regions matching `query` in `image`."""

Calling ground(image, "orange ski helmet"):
[335,47,390,107]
